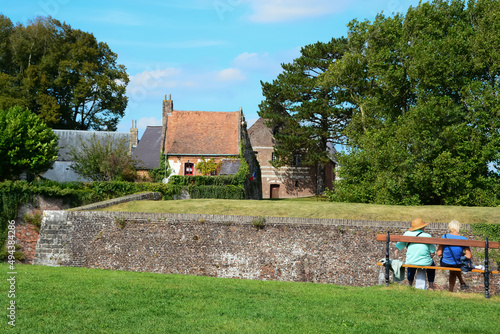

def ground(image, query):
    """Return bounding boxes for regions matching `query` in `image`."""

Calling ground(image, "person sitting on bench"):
[436,220,471,292]
[394,218,436,290]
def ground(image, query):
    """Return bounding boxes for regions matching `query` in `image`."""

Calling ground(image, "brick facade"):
[248,118,335,198]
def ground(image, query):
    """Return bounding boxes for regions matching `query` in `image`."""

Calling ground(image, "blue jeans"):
[407,261,436,283]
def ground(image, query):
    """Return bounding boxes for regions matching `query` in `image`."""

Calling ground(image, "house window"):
[184,162,194,175]
[292,154,301,167]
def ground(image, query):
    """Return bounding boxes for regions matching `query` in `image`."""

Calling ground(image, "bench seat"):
[376,262,499,274]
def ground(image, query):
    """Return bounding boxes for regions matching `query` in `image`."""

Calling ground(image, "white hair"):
[448,220,461,233]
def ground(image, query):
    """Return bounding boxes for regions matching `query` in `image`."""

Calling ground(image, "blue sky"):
[3,0,422,137]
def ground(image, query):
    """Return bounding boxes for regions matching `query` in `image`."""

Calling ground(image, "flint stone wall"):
[33,211,498,294]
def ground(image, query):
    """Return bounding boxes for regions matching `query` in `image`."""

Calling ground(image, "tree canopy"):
[0,106,58,181]
[260,0,500,206]
[258,38,351,193]
[0,15,129,130]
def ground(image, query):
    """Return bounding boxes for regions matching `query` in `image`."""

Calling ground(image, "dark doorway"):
[270,184,280,199]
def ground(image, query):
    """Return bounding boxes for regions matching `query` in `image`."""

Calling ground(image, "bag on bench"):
[460,256,473,272]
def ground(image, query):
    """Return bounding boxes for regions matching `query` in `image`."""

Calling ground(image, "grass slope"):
[100,198,500,224]
[1,264,500,333]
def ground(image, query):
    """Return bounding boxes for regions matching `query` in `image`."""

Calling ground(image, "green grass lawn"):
[100,198,500,224]
[1,264,499,333]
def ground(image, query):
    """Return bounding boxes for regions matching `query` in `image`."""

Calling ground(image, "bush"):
[471,223,500,265]
[68,133,137,182]
[187,185,244,200]
[0,106,58,181]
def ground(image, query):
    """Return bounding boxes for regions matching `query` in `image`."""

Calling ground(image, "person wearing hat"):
[394,218,436,290]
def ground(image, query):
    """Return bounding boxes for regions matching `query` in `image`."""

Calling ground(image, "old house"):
[160,95,244,177]
[248,118,336,199]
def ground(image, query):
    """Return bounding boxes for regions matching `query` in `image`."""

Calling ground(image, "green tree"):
[258,38,351,194]
[196,157,221,176]
[0,106,58,180]
[0,16,129,130]
[323,0,500,206]
[69,134,137,181]
[148,154,172,183]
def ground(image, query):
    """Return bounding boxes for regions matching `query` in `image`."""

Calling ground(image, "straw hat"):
[408,218,429,231]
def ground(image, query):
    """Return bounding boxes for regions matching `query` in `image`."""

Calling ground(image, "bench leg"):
[484,238,490,299]
[385,231,390,287]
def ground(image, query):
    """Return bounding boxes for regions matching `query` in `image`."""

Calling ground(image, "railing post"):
[385,231,390,287]
[484,238,490,299]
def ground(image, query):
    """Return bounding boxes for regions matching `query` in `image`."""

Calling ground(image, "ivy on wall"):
[471,223,500,265]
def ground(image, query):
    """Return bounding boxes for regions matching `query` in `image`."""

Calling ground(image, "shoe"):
[460,283,469,290]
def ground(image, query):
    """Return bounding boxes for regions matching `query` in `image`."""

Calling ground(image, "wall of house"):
[253,144,318,198]
[261,165,317,198]
[167,156,229,176]
[33,211,499,294]
[249,119,334,199]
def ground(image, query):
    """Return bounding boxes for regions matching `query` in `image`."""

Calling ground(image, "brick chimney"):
[130,119,138,154]
[161,94,173,153]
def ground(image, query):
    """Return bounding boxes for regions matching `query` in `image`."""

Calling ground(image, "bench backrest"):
[376,234,499,249]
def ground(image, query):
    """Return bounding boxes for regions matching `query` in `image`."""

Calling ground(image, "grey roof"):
[219,160,241,175]
[54,130,131,161]
[42,161,91,182]
[134,126,162,169]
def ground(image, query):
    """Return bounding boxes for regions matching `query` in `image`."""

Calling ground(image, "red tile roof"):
[165,110,240,155]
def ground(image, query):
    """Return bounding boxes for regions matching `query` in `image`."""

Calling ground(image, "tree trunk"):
[316,163,325,195]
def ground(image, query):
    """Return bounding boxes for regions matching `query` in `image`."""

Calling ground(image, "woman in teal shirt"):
[394,218,436,290]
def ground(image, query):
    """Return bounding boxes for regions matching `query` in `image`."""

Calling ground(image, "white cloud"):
[137,117,161,128]
[245,0,348,23]
[233,52,271,70]
[231,47,300,79]
[129,68,182,88]
[215,68,246,82]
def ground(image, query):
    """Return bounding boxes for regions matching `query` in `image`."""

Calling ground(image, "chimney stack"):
[161,94,173,153]
[130,119,138,155]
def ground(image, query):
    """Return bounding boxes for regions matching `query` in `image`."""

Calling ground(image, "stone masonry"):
[33,211,499,295]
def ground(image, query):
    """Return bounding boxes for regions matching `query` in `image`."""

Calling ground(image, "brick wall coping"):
[57,210,453,231]
[71,192,162,211]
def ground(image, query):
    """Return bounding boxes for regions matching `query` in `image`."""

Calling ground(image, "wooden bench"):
[376,232,499,298]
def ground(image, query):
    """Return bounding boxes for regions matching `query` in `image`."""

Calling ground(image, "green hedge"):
[471,223,500,265]
[168,175,240,187]
[187,185,244,200]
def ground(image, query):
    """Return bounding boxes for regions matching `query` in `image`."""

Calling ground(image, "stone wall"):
[33,211,499,295]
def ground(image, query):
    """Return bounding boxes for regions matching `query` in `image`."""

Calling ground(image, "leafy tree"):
[258,38,350,194]
[0,106,58,181]
[0,15,129,130]
[69,134,137,182]
[148,154,172,183]
[196,157,221,176]
[323,0,500,206]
